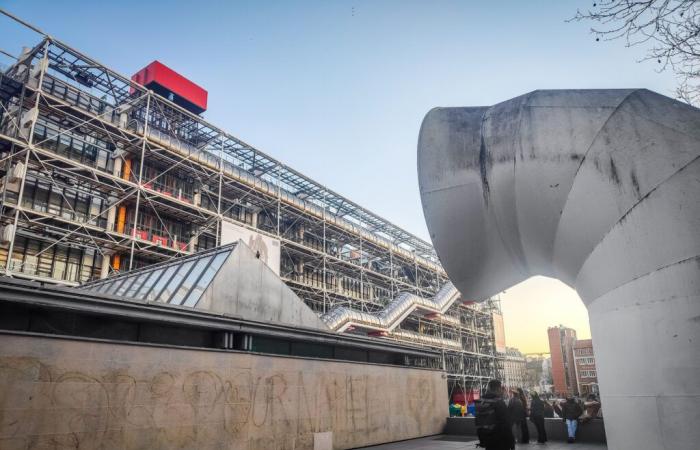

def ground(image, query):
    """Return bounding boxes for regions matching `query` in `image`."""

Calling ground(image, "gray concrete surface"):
[354,435,607,449]
[418,89,700,450]
[198,240,329,330]
[0,334,446,449]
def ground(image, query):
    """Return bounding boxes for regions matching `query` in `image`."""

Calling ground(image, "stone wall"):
[0,334,446,449]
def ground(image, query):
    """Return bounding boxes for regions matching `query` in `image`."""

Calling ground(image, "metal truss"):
[0,9,502,387]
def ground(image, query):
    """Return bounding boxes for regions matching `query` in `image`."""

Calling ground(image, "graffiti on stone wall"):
[0,350,441,450]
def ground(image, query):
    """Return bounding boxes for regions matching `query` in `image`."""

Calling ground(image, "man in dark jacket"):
[561,396,584,443]
[475,380,514,450]
[529,392,547,443]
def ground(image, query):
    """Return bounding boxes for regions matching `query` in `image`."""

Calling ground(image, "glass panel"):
[105,277,127,295]
[115,276,137,296]
[97,282,114,293]
[123,272,150,298]
[182,251,229,307]
[135,268,164,299]
[147,264,179,301]
[156,260,195,303]
[169,255,212,306]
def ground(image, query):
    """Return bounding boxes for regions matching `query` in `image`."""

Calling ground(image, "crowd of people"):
[472,379,602,449]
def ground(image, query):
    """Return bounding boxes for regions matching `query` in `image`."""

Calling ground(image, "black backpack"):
[475,398,500,448]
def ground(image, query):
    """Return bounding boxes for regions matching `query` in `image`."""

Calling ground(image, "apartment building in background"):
[502,346,527,391]
[547,325,578,396]
[574,339,599,397]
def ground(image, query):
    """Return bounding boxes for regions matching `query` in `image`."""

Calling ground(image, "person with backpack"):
[529,392,547,444]
[561,395,584,443]
[475,379,514,450]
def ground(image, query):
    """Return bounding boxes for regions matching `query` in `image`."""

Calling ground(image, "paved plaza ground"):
[354,435,607,450]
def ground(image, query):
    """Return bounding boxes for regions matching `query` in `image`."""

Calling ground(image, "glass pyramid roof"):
[80,244,234,308]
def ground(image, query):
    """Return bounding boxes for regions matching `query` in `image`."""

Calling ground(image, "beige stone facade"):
[501,347,527,391]
[0,334,446,449]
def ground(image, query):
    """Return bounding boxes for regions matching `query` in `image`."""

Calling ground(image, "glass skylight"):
[80,244,233,308]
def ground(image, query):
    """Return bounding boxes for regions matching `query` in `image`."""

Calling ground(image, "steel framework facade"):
[0,11,502,392]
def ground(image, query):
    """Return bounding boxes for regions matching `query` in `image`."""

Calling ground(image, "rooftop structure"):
[0,10,503,394]
[131,60,208,114]
[81,240,330,330]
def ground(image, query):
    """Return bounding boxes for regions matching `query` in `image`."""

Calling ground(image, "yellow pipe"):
[122,157,132,181]
[111,253,121,271]
[116,206,127,234]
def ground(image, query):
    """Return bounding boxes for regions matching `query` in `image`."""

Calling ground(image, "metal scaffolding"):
[0,10,503,393]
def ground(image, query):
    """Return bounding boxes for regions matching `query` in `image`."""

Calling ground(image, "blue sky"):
[0,1,678,351]
[0,1,678,241]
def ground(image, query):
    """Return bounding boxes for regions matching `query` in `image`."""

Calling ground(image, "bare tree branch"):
[570,1,700,105]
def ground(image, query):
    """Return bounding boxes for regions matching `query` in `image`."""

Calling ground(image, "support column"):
[128,93,150,270]
[99,253,111,279]
[105,157,123,232]
[193,188,202,207]
[189,186,202,253]
[216,136,224,247]
[118,111,129,129]
[188,228,199,253]
[296,223,304,241]
[295,258,304,283]
[250,209,259,229]
[5,40,49,276]
[106,202,117,232]
[586,259,700,450]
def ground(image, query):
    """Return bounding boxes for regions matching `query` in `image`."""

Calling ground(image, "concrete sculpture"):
[418,89,700,450]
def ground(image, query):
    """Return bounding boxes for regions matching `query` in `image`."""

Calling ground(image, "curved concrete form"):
[321,282,459,332]
[418,89,700,450]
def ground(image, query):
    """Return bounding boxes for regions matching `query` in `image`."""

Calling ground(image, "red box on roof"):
[132,61,208,114]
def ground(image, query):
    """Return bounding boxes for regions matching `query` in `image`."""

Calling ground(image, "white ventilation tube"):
[418,89,700,450]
